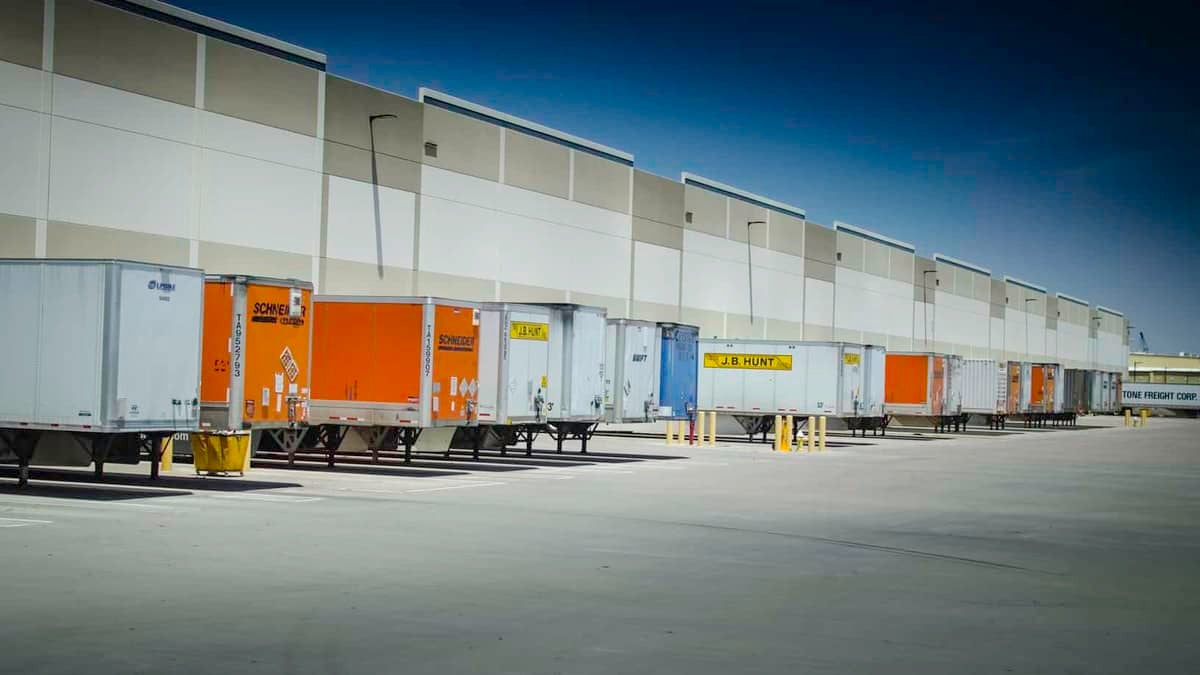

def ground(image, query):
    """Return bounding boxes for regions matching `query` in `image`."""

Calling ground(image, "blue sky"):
[176,0,1199,353]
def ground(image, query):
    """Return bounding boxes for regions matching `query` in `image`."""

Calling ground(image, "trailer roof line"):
[834,221,915,253]
[680,173,806,219]
[932,253,991,275]
[1096,305,1124,317]
[419,88,633,165]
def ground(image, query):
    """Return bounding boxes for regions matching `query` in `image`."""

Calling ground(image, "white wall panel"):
[835,267,912,339]
[52,75,194,145]
[1097,332,1124,370]
[1004,308,1047,360]
[933,290,989,350]
[416,195,500,281]
[325,175,415,269]
[990,317,1004,357]
[0,104,43,218]
[502,211,629,297]
[681,247,744,314]
[804,278,833,327]
[0,60,46,112]
[632,241,680,306]
[198,149,319,255]
[760,267,804,321]
[422,165,630,240]
[1045,328,1057,364]
[1056,323,1088,365]
[199,110,319,171]
[914,300,935,351]
[49,117,192,237]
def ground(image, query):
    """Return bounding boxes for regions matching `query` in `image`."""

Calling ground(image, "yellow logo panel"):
[510,321,549,341]
[843,352,861,365]
[703,353,792,370]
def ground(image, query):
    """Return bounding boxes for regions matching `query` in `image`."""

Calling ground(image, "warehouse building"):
[1128,353,1200,384]
[0,0,1129,372]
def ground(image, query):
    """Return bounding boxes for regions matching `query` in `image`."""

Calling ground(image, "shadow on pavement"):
[251,456,469,479]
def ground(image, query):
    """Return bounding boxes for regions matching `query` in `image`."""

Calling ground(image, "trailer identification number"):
[843,353,861,365]
[510,322,549,341]
[703,353,792,370]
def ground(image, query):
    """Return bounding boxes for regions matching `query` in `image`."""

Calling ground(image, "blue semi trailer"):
[657,323,699,420]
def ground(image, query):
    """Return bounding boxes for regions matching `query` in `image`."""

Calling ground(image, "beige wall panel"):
[770,212,805,257]
[804,222,835,264]
[572,152,629,213]
[835,232,864,270]
[198,241,310,279]
[319,258,412,295]
[205,39,318,136]
[725,313,755,340]
[48,220,188,265]
[862,330,888,347]
[805,324,833,341]
[55,0,195,106]
[990,303,1004,319]
[500,282,567,304]
[324,76,423,160]
[990,278,1006,305]
[1,0,43,68]
[889,249,914,284]
[0,213,37,256]
[805,260,835,284]
[863,240,889,277]
[323,140,422,193]
[680,306,724,338]
[421,105,500,181]
[630,300,679,323]
[972,272,991,302]
[632,170,683,227]
[887,335,912,351]
[728,200,768,246]
[632,216,683,250]
[835,327,862,343]
[764,318,804,340]
[503,130,569,199]
[571,291,625,318]
[415,270,493,301]
[1045,296,1058,329]
[683,185,726,237]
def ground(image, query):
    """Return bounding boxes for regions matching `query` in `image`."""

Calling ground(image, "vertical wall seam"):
[311,71,326,289]
[189,35,205,267]
[567,150,575,201]
[497,130,506,184]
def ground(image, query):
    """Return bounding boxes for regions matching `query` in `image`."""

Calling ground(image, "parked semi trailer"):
[960,359,1008,429]
[199,275,313,453]
[656,323,699,421]
[0,259,203,486]
[1091,371,1122,413]
[884,352,964,432]
[451,302,554,456]
[604,318,660,423]
[539,304,607,452]
[698,339,886,440]
[307,296,481,463]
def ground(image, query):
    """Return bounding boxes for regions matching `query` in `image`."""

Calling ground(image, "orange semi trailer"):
[200,275,313,451]
[884,352,965,432]
[307,296,482,464]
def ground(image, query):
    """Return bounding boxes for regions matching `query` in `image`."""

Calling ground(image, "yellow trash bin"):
[192,432,251,475]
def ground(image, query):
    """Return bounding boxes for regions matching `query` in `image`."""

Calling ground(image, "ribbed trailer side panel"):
[699,340,881,418]
[476,303,554,425]
[604,319,660,423]
[961,359,1004,414]
[309,297,480,428]
[542,304,607,422]
[657,323,699,420]
[0,259,203,433]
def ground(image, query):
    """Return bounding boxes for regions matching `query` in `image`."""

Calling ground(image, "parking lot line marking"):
[207,493,324,503]
[405,481,505,493]
[0,516,53,527]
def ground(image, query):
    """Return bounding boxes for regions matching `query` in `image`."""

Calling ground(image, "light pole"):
[368,114,397,278]
[922,269,936,350]
[746,220,765,326]
[1024,297,1038,362]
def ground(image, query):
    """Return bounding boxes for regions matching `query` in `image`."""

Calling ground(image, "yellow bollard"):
[161,436,174,472]
[665,420,675,445]
[784,415,794,452]
[707,410,717,446]
[773,415,783,451]
[1140,409,1149,427]
[819,416,827,451]
[1124,409,1132,427]
[807,416,816,453]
